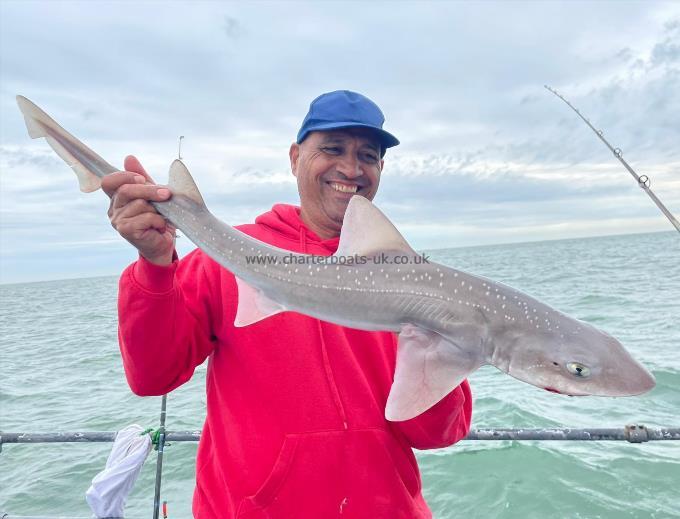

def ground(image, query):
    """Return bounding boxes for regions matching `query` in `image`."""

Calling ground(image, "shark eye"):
[566,362,591,378]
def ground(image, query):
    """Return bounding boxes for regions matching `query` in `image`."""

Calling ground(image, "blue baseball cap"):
[296,90,400,151]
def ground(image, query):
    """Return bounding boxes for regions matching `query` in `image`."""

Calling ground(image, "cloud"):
[222,15,243,40]
[0,145,65,171]
[1,1,679,282]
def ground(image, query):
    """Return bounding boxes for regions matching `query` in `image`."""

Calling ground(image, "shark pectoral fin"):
[234,276,288,327]
[334,195,416,258]
[167,160,207,207]
[16,95,111,193]
[385,324,483,422]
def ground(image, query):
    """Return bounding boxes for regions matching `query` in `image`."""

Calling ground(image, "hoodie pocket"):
[238,435,301,515]
[236,429,425,519]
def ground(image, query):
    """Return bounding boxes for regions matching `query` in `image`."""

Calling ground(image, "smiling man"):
[290,102,390,238]
[104,90,472,518]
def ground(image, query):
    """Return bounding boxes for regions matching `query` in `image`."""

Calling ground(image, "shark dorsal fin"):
[168,160,206,207]
[335,196,415,257]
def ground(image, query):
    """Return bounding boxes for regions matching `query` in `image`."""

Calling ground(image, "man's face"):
[289,128,384,239]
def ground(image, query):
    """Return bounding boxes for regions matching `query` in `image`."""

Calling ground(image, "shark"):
[16,95,656,421]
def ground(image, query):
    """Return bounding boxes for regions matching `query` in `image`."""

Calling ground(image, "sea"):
[1,231,678,518]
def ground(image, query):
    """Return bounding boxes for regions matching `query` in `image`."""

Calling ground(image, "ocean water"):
[1,231,678,518]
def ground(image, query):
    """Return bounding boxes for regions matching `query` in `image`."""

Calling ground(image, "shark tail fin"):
[17,96,51,140]
[167,160,207,208]
[16,95,116,193]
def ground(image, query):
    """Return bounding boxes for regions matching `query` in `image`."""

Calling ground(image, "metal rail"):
[2,426,680,447]
[2,426,678,519]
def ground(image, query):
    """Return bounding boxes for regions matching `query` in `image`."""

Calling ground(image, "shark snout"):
[618,363,656,396]
[580,330,656,397]
[638,368,657,393]
[597,357,656,397]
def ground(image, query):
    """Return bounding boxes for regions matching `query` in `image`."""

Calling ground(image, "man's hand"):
[102,155,175,266]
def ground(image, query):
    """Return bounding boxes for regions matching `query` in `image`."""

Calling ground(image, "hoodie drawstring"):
[299,227,308,254]
[317,320,349,430]
[298,224,347,430]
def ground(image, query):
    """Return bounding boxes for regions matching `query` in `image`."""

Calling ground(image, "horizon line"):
[1,228,674,287]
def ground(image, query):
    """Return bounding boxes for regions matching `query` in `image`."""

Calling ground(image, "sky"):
[0,0,678,283]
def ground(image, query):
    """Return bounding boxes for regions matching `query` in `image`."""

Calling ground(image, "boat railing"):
[3,424,678,519]
[3,425,680,449]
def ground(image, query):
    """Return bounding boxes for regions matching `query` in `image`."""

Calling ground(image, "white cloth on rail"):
[86,424,152,518]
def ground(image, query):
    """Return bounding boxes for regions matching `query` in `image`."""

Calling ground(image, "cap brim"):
[297,121,399,149]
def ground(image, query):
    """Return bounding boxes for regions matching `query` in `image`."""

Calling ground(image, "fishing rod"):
[544,85,680,234]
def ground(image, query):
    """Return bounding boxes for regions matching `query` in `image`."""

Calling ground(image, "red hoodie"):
[118,204,472,518]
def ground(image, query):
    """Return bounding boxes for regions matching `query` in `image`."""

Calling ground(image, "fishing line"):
[544,85,680,234]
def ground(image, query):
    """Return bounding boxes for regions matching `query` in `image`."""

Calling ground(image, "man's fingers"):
[101,156,174,264]
[101,156,156,198]
[116,212,172,238]
[124,155,154,182]
[112,198,158,222]
[112,183,172,209]
[101,171,146,198]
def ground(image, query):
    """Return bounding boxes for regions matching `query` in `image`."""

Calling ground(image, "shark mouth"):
[544,386,576,397]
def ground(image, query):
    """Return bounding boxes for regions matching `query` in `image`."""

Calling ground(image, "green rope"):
[140,427,164,451]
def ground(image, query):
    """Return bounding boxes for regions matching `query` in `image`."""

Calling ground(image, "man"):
[103,90,472,518]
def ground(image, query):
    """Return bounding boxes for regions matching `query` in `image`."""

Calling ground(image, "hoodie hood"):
[251,204,341,255]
